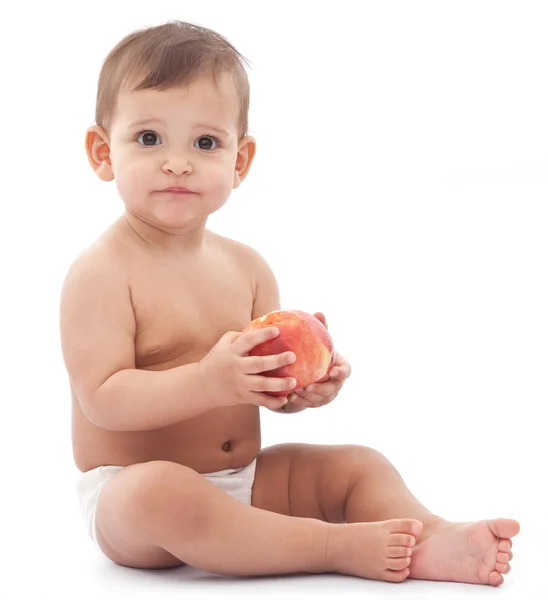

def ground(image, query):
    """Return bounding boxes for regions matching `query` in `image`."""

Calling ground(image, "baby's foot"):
[329,518,423,582]
[409,518,520,586]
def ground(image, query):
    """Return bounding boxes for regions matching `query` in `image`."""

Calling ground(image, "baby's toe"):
[488,570,504,586]
[497,551,510,564]
[387,545,412,558]
[496,562,511,575]
[384,568,410,583]
[387,556,411,571]
[385,518,423,537]
[498,539,512,552]
[389,533,416,547]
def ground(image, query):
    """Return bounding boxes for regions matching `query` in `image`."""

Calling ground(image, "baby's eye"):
[194,136,220,151]
[136,131,161,146]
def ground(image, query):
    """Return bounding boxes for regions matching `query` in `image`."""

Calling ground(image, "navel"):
[222,440,232,452]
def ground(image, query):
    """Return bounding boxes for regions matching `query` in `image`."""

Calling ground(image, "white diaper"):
[76,460,257,546]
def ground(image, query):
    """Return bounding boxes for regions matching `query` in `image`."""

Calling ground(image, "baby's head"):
[86,21,256,233]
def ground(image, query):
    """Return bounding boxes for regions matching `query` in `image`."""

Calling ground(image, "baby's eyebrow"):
[126,119,230,137]
[194,124,231,136]
[128,118,164,128]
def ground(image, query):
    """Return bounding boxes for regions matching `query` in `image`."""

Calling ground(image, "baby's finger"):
[288,392,315,407]
[235,326,279,354]
[222,330,244,344]
[305,380,340,396]
[249,392,290,410]
[244,351,296,374]
[330,353,351,378]
[249,374,297,395]
[292,386,329,404]
[313,312,328,329]
[329,366,350,380]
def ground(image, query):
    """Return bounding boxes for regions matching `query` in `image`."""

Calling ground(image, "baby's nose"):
[162,154,192,175]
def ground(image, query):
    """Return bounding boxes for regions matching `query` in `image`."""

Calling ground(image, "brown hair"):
[95,21,250,136]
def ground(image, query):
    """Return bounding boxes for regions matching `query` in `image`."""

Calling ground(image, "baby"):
[60,20,519,584]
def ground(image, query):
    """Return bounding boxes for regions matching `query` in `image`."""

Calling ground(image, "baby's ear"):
[85,126,114,181]
[233,135,256,189]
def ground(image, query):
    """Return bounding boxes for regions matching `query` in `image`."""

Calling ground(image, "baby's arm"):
[60,249,214,432]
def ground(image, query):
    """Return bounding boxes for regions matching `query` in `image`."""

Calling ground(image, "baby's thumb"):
[221,330,242,344]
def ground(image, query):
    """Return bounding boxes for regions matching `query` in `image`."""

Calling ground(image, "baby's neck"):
[120,211,208,254]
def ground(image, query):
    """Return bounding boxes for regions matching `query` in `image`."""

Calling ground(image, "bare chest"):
[130,258,255,368]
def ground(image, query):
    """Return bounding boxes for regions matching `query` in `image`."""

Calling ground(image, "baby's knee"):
[330,444,391,473]
[131,461,220,537]
[94,461,194,567]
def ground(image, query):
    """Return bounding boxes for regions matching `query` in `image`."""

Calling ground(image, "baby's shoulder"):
[62,230,127,295]
[209,231,271,274]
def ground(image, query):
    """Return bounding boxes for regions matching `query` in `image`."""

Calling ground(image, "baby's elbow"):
[76,385,120,431]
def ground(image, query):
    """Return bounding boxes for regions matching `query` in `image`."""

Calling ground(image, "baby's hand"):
[289,351,351,409]
[198,327,296,410]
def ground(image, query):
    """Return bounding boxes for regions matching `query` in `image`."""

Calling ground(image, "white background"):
[1,1,546,598]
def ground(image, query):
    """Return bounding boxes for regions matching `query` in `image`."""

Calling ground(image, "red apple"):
[242,309,335,397]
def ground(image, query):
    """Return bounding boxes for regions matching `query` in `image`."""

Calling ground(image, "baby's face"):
[107,73,243,232]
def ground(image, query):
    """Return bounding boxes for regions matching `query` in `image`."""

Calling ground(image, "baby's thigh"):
[95,461,194,569]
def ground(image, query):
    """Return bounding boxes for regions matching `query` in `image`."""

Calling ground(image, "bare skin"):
[409,519,517,586]
[62,217,519,584]
[61,73,519,585]
[70,218,264,475]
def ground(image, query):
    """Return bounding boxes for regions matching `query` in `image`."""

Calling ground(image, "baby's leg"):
[94,460,328,575]
[266,443,519,587]
[93,460,421,580]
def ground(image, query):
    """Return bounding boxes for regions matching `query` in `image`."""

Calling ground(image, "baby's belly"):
[72,399,262,474]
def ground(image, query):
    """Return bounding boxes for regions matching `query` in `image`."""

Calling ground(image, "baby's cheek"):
[114,171,136,199]
[204,168,236,199]
[113,167,148,208]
